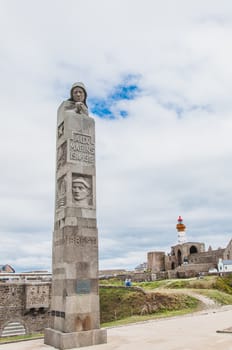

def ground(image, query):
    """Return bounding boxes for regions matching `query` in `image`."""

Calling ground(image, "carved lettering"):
[70,141,94,154]
[64,232,97,246]
[70,151,95,163]
[69,132,95,164]
[54,234,97,247]
[73,133,91,144]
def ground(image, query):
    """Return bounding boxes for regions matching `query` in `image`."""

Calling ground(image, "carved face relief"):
[72,178,90,203]
[72,87,85,103]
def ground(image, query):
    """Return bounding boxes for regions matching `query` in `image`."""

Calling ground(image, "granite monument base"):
[44,327,107,350]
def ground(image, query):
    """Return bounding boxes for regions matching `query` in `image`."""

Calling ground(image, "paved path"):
[183,290,218,308]
[1,306,232,350]
[153,288,218,309]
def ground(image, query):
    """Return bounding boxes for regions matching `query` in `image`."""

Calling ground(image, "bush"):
[214,275,232,294]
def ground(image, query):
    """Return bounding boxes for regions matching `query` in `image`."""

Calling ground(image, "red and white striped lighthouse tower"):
[176,215,187,243]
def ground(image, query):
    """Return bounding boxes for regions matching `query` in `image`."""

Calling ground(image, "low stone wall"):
[101,272,152,282]
[0,282,51,336]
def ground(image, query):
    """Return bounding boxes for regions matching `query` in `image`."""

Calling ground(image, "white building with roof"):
[218,258,232,273]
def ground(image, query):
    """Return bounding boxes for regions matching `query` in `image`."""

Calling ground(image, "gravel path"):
[149,288,219,309]
[181,290,218,308]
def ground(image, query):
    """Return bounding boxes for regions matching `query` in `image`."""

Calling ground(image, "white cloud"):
[0,0,232,271]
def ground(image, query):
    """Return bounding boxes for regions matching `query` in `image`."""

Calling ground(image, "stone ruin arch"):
[189,245,198,254]
[177,249,182,266]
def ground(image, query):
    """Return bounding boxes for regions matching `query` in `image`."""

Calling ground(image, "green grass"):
[101,307,198,328]
[0,333,43,343]
[2,276,232,343]
[195,289,232,305]
[129,277,217,290]
[134,276,220,290]
[133,280,172,289]
[100,286,199,324]
[99,275,232,327]
[99,278,124,286]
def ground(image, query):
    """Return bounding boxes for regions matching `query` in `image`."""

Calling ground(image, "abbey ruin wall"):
[0,282,51,336]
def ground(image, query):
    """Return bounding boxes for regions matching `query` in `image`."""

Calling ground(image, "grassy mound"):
[100,286,198,323]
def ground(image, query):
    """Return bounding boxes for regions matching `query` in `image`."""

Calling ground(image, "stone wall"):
[147,251,165,272]
[0,282,51,336]
[149,239,232,277]
[188,249,224,265]
[224,239,232,260]
[175,263,213,277]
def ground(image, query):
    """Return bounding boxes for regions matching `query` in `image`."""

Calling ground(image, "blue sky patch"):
[120,110,128,118]
[163,102,184,117]
[90,100,113,118]
[89,75,140,118]
[162,101,212,118]
[111,83,139,101]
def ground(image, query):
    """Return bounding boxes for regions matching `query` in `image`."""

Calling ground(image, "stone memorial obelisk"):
[45,82,107,349]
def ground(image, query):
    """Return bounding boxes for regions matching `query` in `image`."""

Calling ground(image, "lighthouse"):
[176,215,187,243]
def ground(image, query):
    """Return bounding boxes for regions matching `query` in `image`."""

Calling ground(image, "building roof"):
[0,264,15,273]
[221,260,232,265]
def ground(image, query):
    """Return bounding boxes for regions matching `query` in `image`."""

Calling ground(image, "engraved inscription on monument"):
[69,132,95,164]
[65,232,97,246]
[76,280,91,294]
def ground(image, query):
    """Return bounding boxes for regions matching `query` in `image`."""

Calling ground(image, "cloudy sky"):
[1,0,232,272]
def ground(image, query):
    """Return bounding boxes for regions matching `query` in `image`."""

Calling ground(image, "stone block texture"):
[45,85,106,349]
